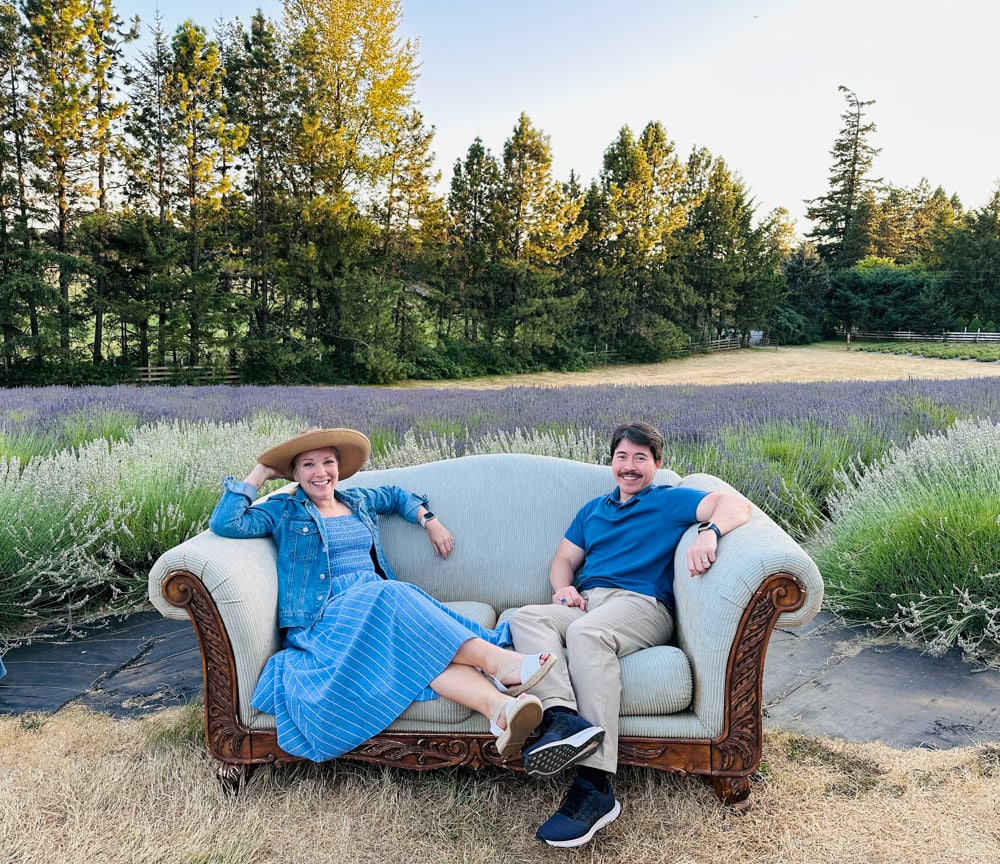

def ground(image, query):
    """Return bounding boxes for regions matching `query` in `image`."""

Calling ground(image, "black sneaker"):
[536,775,621,848]
[522,711,605,777]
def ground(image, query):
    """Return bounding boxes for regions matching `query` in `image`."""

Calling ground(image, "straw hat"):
[257,428,371,480]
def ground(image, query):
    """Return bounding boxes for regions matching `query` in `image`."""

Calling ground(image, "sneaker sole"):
[540,799,622,848]
[522,726,605,777]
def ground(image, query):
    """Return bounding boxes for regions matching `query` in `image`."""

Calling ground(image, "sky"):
[115,0,1000,236]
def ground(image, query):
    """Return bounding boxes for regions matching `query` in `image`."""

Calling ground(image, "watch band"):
[419,511,436,528]
[697,521,721,539]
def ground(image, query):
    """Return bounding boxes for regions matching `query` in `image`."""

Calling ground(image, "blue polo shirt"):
[565,484,708,611]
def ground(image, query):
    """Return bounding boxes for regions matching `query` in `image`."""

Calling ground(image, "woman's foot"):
[490,652,558,696]
[490,693,543,758]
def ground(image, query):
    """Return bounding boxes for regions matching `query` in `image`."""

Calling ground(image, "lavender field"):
[1,378,998,664]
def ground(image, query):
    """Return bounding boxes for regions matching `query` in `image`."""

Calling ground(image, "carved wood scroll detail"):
[715,574,805,774]
[161,570,252,761]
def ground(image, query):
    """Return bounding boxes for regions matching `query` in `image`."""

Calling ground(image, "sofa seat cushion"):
[395,600,498,724]
[620,646,693,715]
[498,607,693,716]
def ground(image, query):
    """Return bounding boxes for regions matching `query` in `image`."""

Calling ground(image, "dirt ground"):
[398,342,1000,389]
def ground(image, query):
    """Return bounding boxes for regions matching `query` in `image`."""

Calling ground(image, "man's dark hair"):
[609,422,664,463]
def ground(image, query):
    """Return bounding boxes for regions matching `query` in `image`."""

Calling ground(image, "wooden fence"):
[844,329,1000,344]
[134,365,241,384]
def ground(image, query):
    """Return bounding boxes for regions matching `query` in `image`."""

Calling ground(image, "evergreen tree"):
[590,121,694,359]
[20,0,93,353]
[122,12,184,364]
[223,11,289,352]
[935,185,1000,324]
[0,3,50,364]
[447,137,501,341]
[82,0,138,362]
[805,86,881,268]
[165,20,246,365]
[492,112,582,356]
[772,241,830,343]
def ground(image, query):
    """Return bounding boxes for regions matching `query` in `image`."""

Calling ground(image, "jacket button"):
[319,573,326,580]
[302,527,309,533]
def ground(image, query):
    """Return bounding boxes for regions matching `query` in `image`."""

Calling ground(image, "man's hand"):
[552,585,586,610]
[686,529,717,577]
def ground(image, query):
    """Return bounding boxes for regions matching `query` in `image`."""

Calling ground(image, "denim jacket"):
[208,477,427,629]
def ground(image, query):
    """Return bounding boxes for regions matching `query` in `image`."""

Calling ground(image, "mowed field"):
[400,342,1000,389]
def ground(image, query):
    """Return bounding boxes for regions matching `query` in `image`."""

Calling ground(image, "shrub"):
[815,417,1000,666]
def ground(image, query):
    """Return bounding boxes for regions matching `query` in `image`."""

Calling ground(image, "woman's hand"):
[425,518,456,559]
[245,462,284,489]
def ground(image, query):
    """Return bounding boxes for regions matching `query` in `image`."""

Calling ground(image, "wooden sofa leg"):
[706,775,752,812]
[217,762,256,796]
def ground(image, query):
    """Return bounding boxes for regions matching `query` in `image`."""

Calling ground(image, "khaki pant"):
[509,587,673,773]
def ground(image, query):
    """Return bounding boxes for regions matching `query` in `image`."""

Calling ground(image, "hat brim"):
[258,428,371,480]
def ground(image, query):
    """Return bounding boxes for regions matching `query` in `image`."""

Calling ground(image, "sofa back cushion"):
[340,453,681,613]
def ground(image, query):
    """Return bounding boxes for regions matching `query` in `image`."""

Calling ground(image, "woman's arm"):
[207,464,284,538]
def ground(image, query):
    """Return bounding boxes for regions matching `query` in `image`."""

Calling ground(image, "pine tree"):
[0,3,50,364]
[447,137,501,341]
[20,0,94,353]
[588,121,695,359]
[166,19,246,366]
[805,85,881,268]
[122,12,183,364]
[492,112,582,353]
[82,0,138,362]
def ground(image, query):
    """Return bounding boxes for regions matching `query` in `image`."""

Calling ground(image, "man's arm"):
[686,491,752,577]
[549,538,587,609]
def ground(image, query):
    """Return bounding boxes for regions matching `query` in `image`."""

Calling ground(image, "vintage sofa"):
[148,453,823,809]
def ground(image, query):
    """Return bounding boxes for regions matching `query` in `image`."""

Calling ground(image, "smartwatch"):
[697,521,721,539]
[419,511,437,529]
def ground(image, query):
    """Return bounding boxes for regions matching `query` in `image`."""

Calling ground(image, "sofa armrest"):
[672,473,824,737]
[147,530,281,728]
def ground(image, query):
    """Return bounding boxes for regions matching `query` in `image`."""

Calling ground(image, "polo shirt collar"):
[604,483,657,509]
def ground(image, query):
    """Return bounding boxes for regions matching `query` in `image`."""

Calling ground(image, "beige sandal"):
[488,652,558,696]
[491,694,543,757]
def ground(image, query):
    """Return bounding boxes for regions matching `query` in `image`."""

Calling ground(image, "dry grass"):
[2,704,998,864]
[396,343,1000,389]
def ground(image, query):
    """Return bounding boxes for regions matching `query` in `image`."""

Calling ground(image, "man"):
[510,421,752,848]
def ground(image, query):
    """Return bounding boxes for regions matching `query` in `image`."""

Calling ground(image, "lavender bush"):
[816,418,1000,666]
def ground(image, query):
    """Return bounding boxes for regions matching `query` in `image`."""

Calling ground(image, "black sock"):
[577,766,613,793]
[543,706,577,722]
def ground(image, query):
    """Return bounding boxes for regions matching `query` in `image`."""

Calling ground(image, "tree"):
[447,137,501,341]
[21,0,93,353]
[0,2,52,365]
[772,241,830,343]
[935,185,1000,324]
[681,149,756,337]
[82,0,138,362]
[491,112,582,355]
[806,86,881,268]
[165,19,246,366]
[122,12,184,364]
[585,121,695,360]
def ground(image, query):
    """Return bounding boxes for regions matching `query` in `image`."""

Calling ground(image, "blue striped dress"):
[251,513,511,761]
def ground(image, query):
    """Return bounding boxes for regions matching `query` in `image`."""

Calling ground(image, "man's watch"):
[419,511,437,529]
[697,521,721,539]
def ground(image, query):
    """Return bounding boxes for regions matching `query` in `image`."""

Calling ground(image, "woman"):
[209,427,554,762]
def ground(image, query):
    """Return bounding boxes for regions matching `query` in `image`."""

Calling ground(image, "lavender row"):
[2,378,997,454]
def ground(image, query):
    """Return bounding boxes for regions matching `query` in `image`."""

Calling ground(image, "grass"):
[1,704,998,864]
